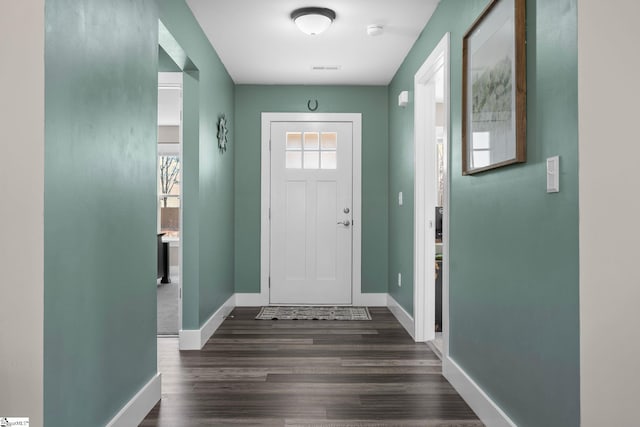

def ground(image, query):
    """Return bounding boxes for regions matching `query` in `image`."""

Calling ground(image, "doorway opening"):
[413,34,450,356]
[157,72,183,336]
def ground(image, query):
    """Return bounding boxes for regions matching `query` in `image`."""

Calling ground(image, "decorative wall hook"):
[307,99,319,111]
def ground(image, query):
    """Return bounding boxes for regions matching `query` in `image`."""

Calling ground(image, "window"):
[158,155,180,239]
[286,131,337,169]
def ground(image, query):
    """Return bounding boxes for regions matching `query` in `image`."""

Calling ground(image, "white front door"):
[270,121,353,304]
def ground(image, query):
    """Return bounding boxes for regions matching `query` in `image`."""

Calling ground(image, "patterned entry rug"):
[256,306,371,321]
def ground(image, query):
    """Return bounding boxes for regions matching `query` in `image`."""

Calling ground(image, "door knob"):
[337,220,351,226]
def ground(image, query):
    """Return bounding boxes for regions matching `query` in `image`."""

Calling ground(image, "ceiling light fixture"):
[367,24,384,37]
[291,7,336,36]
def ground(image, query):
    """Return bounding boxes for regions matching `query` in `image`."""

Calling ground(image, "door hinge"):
[179,288,182,298]
[269,139,272,151]
[268,277,271,288]
[269,208,271,220]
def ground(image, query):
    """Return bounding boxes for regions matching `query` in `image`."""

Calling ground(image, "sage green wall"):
[389,0,491,317]
[159,46,181,72]
[44,1,159,425]
[234,86,388,294]
[43,1,236,425]
[388,0,579,426]
[158,0,236,328]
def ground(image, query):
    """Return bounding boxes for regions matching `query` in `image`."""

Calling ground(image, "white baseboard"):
[106,373,161,427]
[178,329,200,350]
[179,294,235,350]
[354,292,387,306]
[235,292,388,307]
[386,294,415,339]
[443,356,517,427]
[235,292,268,307]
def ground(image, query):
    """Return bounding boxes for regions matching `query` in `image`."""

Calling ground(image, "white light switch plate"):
[398,192,403,206]
[547,156,560,193]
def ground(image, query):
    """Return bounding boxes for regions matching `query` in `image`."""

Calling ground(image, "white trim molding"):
[413,33,450,345]
[235,292,269,307]
[260,113,364,305]
[353,293,387,306]
[106,373,161,427]
[443,357,517,427]
[387,294,415,339]
[179,294,235,350]
[235,292,386,307]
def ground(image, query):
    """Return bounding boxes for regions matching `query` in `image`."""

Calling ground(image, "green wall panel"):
[158,46,181,72]
[234,86,389,294]
[388,0,579,426]
[157,0,236,327]
[44,1,159,425]
[181,71,201,330]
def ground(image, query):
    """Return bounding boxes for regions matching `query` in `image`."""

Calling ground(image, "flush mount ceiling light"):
[367,24,384,37]
[291,7,336,36]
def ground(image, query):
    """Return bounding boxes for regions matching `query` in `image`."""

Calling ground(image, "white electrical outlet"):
[398,273,402,287]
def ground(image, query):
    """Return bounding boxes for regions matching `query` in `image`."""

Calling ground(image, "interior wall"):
[43,1,159,425]
[234,85,389,295]
[579,1,640,425]
[389,0,492,315]
[0,2,45,426]
[158,0,236,328]
[388,0,580,426]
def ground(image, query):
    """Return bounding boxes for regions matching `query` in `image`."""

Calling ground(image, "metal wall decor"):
[217,114,229,153]
[307,99,319,111]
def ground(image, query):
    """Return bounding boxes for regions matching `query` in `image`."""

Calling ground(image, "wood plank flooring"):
[140,307,482,426]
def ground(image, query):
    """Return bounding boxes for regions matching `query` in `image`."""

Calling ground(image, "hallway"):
[141,307,482,426]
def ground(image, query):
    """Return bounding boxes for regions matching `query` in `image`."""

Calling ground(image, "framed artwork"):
[462,0,526,175]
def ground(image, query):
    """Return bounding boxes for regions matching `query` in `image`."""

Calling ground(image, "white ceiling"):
[185,0,440,85]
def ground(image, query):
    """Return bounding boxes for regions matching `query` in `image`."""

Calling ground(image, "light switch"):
[546,156,560,193]
[398,192,403,206]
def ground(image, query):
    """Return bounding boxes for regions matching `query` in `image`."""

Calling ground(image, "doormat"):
[255,306,371,321]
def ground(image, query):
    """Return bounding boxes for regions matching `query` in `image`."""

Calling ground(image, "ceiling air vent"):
[311,65,341,71]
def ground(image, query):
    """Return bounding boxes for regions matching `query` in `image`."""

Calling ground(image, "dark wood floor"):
[141,307,482,426]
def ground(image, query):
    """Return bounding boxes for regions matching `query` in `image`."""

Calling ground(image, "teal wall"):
[44,1,159,425]
[388,0,580,426]
[157,0,236,328]
[44,1,236,425]
[158,46,181,72]
[234,86,389,294]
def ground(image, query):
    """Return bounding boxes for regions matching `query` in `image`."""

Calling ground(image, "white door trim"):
[158,72,183,334]
[413,33,450,347]
[261,112,362,305]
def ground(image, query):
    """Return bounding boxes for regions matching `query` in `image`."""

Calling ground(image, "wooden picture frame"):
[462,0,526,175]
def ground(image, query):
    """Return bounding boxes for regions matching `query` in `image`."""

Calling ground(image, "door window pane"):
[304,132,319,150]
[321,151,337,169]
[286,151,302,169]
[303,151,320,169]
[286,132,302,150]
[321,132,337,150]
